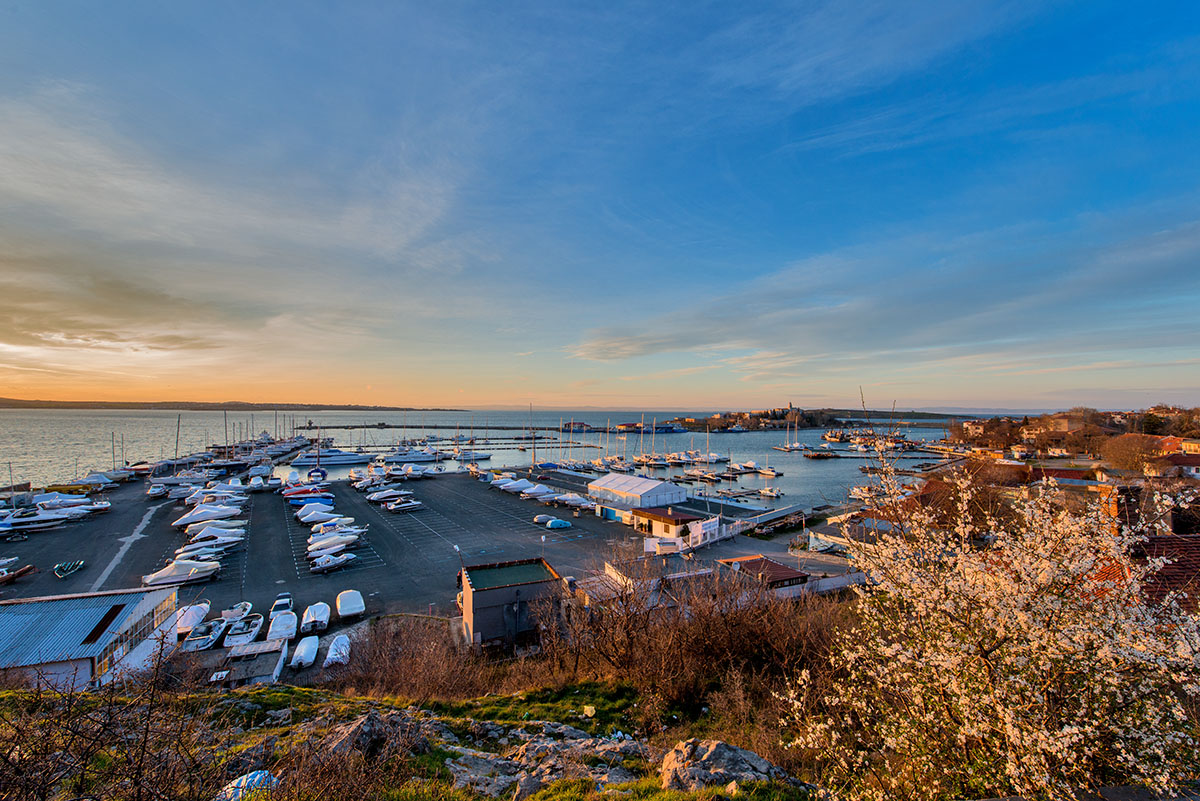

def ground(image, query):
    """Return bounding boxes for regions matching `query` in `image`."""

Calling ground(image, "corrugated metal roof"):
[587,473,676,496]
[0,587,175,668]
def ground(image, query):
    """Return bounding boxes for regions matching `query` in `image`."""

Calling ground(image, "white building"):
[587,473,687,509]
[0,587,178,690]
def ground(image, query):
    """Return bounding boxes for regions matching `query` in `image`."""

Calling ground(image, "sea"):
[0,408,950,512]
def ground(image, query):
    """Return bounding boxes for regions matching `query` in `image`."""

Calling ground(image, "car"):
[535,474,552,481]
[269,592,293,621]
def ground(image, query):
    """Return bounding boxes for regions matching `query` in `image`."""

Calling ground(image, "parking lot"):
[1,472,848,625]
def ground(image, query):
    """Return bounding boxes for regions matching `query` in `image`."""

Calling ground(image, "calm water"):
[0,408,948,510]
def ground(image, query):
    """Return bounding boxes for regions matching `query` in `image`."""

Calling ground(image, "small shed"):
[587,473,686,509]
[460,558,561,648]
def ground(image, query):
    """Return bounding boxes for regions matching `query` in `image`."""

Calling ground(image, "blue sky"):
[0,1,1198,409]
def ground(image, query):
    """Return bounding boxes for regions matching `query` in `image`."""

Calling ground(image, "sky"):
[1,1,1198,411]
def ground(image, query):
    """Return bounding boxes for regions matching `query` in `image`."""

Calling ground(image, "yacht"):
[290,448,371,466]
[377,447,439,463]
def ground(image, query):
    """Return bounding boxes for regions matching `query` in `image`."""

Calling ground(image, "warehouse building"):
[0,587,178,689]
[587,473,687,509]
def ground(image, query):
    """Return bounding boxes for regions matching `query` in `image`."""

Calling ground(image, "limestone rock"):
[324,709,429,759]
[660,739,792,792]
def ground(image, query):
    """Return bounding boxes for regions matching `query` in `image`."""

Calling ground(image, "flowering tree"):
[782,468,1200,800]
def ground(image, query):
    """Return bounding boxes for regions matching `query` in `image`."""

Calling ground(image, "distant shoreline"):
[0,397,464,412]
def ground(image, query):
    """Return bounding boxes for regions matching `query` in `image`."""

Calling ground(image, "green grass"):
[427,682,639,736]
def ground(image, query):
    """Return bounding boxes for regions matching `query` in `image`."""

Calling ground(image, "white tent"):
[586,473,687,509]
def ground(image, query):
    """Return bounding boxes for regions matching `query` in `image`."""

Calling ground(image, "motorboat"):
[0,507,72,532]
[322,634,351,668]
[520,484,555,499]
[0,556,18,570]
[184,519,245,536]
[311,552,357,573]
[309,521,365,536]
[294,502,335,519]
[367,488,411,503]
[179,618,228,652]
[224,613,264,647]
[291,448,371,466]
[336,589,365,620]
[176,601,210,637]
[298,509,342,524]
[453,449,491,461]
[290,635,319,669]
[220,601,253,621]
[307,543,348,561]
[759,487,785,498]
[501,479,535,494]
[758,467,782,477]
[176,540,242,559]
[377,447,439,463]
[287,495,333,507]
[171,505,241,529]
[266,610,298,640]
[301,602,331,633]
[142,559,220,586]
[385,500,423,512]
[307,534,358,553]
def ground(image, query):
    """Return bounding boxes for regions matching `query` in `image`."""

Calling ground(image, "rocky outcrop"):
[323,709,429,759]
[660,738,797,792]
[443,721,649,799]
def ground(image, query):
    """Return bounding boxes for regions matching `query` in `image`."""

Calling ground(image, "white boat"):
[758,467,782,477]
[520,484,555,499]
[0,556,18,570]
[146,484,168,498]
[311,552,357,573]
[298,509,342,524]
[759,487,785,498]
[142,559,220,586]
[221,601,253,621]
[290,635,319,669]
[377,447,439,463]
[175,541,240,559]
[301,602,331,633]
[176,601,211,637]
[179,618,228,652]
[0,508,72,532]
[322,634,351,668]
[309,521,366,536]
[307,534,358,552]
[336,590,365,619]
[184,520,245,537]
[501,479,535,494]
[366,489,406,503]
[171,505,241,529]
[291,448,371,466]
[385,500,423,512]
[453,449,491,461]
[224,613,264,647]
[294,502,335,519]
[266,610,298,640]
[307,543,349,561]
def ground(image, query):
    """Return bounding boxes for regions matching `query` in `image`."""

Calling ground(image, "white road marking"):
[89,501,169,591]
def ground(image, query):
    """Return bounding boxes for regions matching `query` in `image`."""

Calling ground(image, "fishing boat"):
[322,634,351,668]
[290,635,319,669]
[220,601,253,621]
[53,560,85,579]
[301,602,331,633]
[310,552,357,573]
[223,613,264,647]
[179,618,229,652]
[176,601,210,637]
